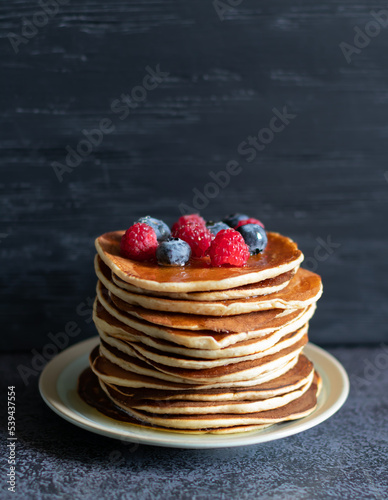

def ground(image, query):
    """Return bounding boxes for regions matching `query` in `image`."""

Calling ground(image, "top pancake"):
[96,230,303,293]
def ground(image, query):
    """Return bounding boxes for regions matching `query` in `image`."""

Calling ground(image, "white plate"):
[39,337,349,449]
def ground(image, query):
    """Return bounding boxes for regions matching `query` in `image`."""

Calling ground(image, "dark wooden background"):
[1,1,388,351]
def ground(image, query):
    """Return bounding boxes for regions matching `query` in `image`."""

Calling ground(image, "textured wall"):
[1,1,388,350]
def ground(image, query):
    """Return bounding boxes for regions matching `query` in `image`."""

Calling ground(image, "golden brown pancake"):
[99,377,320,430]
[105,282,297,333]
[106,354,315,402]
[98,326,308,370]
[96,282,316,348]
[128,378,314,415]
[99,333,308,384]
[78,366,274,434]
[96,231,303,293]
[94,297,314,356]
[105,283,304,333]
[90,346,301,390]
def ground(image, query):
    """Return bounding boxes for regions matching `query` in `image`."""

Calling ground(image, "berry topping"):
[120,223,159,261]
[208,229,250,267]
[206,221,230,236]
[236,224,268,254]
[136,215,171,242]
[235,217,264,229]
[156,238,192,266]
[223,213,250,228]
[171,214,206,233]
[171,222,213,258]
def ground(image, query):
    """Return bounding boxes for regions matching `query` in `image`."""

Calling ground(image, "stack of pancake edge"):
[86,230,323,434]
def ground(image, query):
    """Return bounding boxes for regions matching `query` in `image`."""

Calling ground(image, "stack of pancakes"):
[89,230,323,434]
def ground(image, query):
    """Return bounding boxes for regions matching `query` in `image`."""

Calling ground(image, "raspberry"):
[235,217,264,229]
[120,223,158,261]
[171,214,206,234]
[171,222,213,258]
[208,229,250,267]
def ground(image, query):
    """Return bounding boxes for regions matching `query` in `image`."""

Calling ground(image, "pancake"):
[98,326,308,370]
[106,355,315,402]
[127,378,313,415]
[78,364,274,434]
[99,376,320,430]
[96,256,322,316]
[94,298,311,358]
[99,334,307,384]
[108,288,316,339]
[104,281,298,332]
[112,263,297,300]
[96,283,316,349]
[90,346,302,390]
[77,368,276,435]
[105,282,310,333]
[96,231,303,293]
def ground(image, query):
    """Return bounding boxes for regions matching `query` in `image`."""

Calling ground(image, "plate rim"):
[39,337,349,449]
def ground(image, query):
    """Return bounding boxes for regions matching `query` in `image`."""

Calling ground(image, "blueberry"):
[236,224,268,254]
[206,221,230,236]
[156,238,191,266]
[223,213,250,228]
[136,216,171,242]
